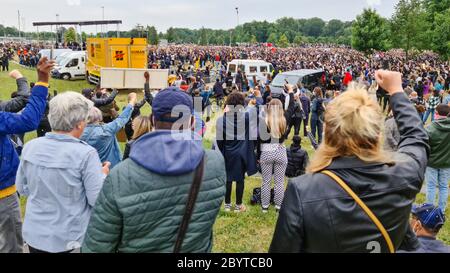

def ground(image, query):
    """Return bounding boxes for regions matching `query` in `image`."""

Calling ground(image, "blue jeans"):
[426,167,450,212]
[423,109,435,123]
[310,113,323,144]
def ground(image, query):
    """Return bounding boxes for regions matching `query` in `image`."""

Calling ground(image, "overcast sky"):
[1,0,399,33]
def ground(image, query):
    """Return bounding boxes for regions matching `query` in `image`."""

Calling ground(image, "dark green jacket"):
[82,131,226,253]
[427,117,450,169]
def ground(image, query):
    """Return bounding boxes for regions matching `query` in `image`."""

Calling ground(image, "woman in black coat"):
[216,92,258,213]
[270,71,429,253]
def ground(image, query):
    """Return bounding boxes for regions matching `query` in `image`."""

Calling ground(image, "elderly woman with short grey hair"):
[16,91,110,253]
[80,92,137,168]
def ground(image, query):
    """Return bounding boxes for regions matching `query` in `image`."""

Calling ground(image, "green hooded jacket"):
[426,117,450,169]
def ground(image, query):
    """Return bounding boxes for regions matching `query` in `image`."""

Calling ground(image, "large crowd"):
[0,41,449,253]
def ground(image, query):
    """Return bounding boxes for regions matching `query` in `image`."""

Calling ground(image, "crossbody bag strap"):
[321,170,395,253]
[173,156,205,253]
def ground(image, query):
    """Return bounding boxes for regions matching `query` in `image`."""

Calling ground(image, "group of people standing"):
[0,47,449,254]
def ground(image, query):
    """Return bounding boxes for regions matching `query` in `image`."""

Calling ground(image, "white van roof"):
[229,59,271,64]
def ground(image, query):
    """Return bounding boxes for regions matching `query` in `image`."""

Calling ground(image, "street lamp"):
[235,7,239,45]
[101,6,105,37]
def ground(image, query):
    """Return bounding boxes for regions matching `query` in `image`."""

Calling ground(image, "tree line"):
[352,0,449,58]
[0,0,448,58]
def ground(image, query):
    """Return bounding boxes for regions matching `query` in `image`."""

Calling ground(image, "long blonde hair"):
[265,99,287,139]
[307,83,393,173]
[132,116,152,140]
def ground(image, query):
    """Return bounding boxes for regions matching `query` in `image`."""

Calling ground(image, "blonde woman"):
[258,85,295,213]
[270,71,429,253]
[123,116,152,160]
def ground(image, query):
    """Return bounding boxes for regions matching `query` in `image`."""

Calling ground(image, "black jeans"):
[286,117,302,137]
[225,181,244,205]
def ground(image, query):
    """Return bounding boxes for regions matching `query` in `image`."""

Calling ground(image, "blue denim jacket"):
[16,133,106,253]
[81,104,133,168]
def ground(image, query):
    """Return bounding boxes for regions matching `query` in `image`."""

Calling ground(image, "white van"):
[38,49,72,60]
[227,59,274,83]
[51,51,86,80]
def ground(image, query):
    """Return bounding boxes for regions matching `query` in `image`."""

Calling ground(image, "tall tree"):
[352,9,390,52]
[278,33,290,48]
[64,27,77,43]
[267,32,278,44]
[303,17,325,37]
[293,35,304,45]
[147,26,159,45]
[431,8,450,58]
[199,27,208,45]
[391,0,429,59]
[166,27,176,43]
[324,19,345,37]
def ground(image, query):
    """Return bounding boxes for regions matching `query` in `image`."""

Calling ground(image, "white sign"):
[101,68,169,90]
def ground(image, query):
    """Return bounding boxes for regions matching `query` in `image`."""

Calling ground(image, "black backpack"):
[250,187,274,206]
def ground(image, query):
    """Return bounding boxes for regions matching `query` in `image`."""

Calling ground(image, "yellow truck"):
[86,37,148,85]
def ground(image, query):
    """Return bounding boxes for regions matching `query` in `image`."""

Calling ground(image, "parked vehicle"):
[270,69,324,99]
[38,49,72,60]
[51,51,86,80]
[227,59,274,83]
[86,38,148,85]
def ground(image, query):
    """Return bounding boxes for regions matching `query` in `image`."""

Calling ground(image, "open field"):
[3,62,449,252]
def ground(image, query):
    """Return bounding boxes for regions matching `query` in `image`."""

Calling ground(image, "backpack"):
[250,187,274,206]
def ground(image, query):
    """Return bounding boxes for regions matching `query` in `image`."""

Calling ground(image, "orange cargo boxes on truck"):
[86,37,148,85]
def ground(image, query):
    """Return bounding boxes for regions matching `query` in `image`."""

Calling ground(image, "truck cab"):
[52,51,86,80]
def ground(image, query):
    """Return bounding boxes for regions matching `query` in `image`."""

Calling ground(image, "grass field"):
[3,62,450,252]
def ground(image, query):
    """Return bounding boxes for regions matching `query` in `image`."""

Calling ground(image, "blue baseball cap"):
[152,87,193,122]
[412,203,445,231]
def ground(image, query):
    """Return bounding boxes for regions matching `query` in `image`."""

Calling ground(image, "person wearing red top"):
[343,69,353,87]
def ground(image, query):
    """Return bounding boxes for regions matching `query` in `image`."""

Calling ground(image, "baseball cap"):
[82,88,93,98]
[152,87,193,122]
[412,203,445,231]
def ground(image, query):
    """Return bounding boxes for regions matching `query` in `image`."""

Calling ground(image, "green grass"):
[4,63,450,252]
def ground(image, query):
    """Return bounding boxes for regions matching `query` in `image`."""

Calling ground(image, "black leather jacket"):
[270,92,429,253]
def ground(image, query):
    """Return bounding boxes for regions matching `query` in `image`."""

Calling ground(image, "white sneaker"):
[275,205,281,212]
[224,204,232,212]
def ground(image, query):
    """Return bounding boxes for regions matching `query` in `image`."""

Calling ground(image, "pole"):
[17,10,21,39]
[56,14,59,43]
[235,7,239,45]
[101,6,105,37]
